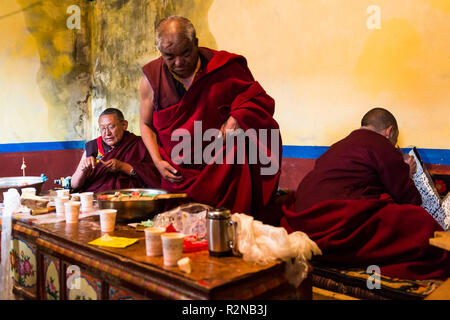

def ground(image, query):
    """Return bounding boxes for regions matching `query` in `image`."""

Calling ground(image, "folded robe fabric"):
[281,193,449,280]
[281,129,449,280]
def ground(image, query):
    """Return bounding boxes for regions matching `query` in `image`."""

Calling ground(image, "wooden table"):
[425,278,450,300]
[426,231,450,300]
[429,231,450,251]
[2,214,312,300]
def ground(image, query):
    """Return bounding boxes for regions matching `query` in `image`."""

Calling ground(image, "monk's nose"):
[174,57,183,67]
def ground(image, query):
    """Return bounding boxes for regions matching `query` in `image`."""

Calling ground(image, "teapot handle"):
[228,220,240,256]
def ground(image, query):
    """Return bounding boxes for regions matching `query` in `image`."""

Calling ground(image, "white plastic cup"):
[99,209,117,233]
[79,192,94,211]
[56,189,70,198]
[161,233,185,267]
[64,201,81,224]
[70,193,80,201]
[55,196,70,217]
[21,187,36,197]
[144,227,166,256]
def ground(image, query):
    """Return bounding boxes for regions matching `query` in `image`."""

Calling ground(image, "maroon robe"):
[142,47,281,223]
[76,131,161,193]
[281,129,449,280]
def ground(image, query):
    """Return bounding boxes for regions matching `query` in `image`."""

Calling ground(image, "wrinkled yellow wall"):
[0,0,449,150]
[0,0,91,143]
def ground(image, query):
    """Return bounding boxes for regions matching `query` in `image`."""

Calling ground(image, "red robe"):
[142,48,281,223]
[281,129,449,280]
[76,131,161,193]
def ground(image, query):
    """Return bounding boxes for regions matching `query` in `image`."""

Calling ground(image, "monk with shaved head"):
[139,16,281,224]
[281,108,449,280]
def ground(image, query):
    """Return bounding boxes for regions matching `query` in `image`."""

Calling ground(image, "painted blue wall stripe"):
[0,141,449,165]
[282,145,450,166]
[0,141,85,153]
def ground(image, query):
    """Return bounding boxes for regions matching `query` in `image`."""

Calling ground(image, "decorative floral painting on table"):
[66,268,102,300]
[44,255,60,300]
[10,239,36,289]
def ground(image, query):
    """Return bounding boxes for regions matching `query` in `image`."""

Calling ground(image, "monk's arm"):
[375,148,422,205]
[70,151,94,189]
[139,76,183,183]
[139,77,162,164]
[100,158,134,175]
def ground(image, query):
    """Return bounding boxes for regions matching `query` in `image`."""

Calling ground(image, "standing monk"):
[139,16,281,224]
[71,108,161,193]
[281,108,449,280]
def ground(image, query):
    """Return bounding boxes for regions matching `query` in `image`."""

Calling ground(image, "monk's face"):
[98,114,128,148]
[159,34,199,79]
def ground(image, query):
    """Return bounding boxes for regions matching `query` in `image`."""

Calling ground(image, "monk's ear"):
[122,120,128,131]
[385,125,393,138]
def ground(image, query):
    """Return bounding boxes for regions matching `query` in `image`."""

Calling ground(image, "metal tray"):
[0,176,45,202]
[95,188,169,222]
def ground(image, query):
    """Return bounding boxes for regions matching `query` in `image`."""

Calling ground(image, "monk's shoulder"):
[142,57,164,78]
[349,129,403,164]
[126,132,145,147]
[203,47,249,72]
[85,138,98,157]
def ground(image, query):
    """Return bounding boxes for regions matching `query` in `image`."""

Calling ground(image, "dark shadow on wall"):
[14,0,217,141]
[16,0,92,141]
[91,0,218,135]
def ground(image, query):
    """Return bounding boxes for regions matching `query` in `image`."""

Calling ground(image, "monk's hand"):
[101,159,124,173]
[80,156,96,175]
[403,154,417,177]
[156,160,184,184]
[219,116,240,142]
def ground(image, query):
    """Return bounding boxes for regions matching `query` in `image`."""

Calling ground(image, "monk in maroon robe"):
[71,108,160,193]
[281,108,449,280]
[139,16,281,224]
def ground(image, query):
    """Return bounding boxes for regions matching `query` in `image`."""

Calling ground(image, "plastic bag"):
[1,189,21,299]
[153,203,212,240]
[231,213,322,287]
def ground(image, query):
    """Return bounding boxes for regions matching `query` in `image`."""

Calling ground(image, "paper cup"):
[161,233,185,267]
[99,209,117,233]
[70,193,81,201]
[144,227,166,256]
[55,196,70,217]
[64,201,81,224]
[21,187,36,197]
[56,189,70,198]
[80,192,94,211]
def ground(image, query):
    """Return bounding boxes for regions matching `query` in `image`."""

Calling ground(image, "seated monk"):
[71,108,161,193]
[139,16,281,224]
[281,108,449,280]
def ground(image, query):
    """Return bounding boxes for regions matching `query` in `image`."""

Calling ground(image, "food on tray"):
[97,191,159,201]
[140,219,154,227]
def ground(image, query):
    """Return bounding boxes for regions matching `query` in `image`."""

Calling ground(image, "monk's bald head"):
[361,108,399,145]
[155,16,197,50]
[155,16,199,79]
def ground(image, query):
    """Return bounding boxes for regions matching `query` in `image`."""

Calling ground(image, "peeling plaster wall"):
[0,0,92,143]
[90,0,217,136]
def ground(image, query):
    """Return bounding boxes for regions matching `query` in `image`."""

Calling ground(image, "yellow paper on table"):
[88,234,139,248]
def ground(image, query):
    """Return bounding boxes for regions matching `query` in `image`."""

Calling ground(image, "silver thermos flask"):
[206,208,238,257]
